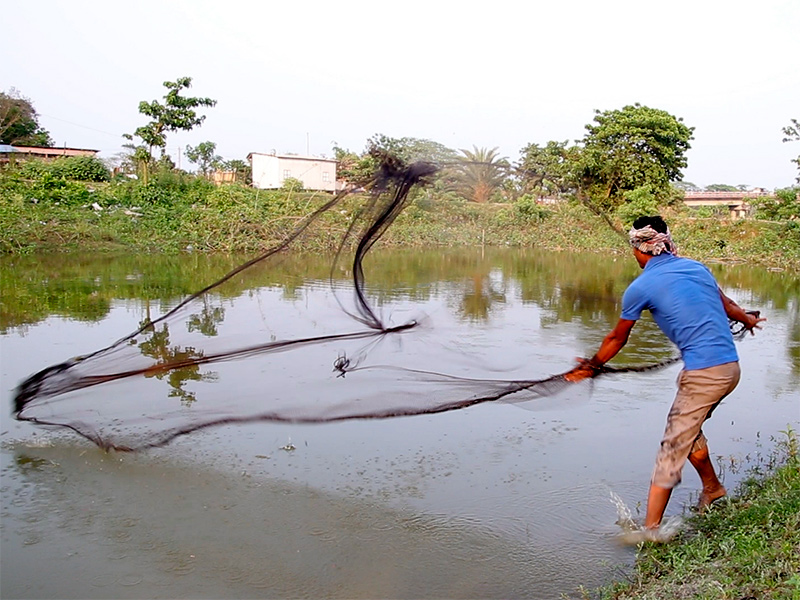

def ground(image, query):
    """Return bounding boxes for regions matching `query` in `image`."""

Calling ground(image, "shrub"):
[751,187,800,220]
[16,156,110,182]
[281,177,305,192]
[514,194,551,222]
[616,185,661,226]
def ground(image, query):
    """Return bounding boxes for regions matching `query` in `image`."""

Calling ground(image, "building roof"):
[12,145,99,155]
[0,144,18,153]
[247,152,336,163]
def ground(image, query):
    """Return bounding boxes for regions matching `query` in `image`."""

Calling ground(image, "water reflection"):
[4,248,795,373]
[1,248,798,599]
[136,321,218,405]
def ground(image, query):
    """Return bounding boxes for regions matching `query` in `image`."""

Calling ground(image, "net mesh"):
[13,151,746,451]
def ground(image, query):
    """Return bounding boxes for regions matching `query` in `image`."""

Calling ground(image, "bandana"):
[628,224,677,256]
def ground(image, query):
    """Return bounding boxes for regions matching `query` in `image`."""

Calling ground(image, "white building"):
[248,152,337,192]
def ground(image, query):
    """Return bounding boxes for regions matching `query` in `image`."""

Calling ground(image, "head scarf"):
[628,224,677,256]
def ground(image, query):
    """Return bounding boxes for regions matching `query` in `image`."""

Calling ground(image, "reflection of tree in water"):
[788,300,800,378]
[137,321,218,405]
[459,272,506,322]
[187,302,225,337]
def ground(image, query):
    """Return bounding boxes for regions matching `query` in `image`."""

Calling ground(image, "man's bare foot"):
[697,486,727,511]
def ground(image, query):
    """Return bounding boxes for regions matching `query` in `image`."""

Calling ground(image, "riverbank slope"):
[592,429,799,600]
[1,186,798,270]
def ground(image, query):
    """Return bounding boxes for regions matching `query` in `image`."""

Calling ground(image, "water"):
[1,248,798,599]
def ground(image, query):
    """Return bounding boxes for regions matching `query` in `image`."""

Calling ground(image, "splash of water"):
[609,490,683,544]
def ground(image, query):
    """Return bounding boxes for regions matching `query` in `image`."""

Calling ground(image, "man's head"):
[629,216,677,268]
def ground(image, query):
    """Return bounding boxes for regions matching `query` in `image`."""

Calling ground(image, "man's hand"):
[720,290,766,336]
[742,310,766,335]
[565,357,601,382]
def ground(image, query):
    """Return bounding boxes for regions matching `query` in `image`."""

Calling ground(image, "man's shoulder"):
[655,254,710,275]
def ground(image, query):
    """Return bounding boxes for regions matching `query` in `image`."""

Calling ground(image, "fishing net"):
[12,151,746,451]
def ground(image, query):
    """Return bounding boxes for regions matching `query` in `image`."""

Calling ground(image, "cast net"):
[13,151,743,451]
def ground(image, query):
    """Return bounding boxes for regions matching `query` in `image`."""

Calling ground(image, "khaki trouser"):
[651,361,741,489]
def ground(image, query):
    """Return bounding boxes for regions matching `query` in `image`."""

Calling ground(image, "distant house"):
[0,144,18,164]
[248,152,337,192]
[9,145,99,161]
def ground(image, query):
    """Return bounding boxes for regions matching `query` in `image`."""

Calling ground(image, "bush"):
[514,194,551,222]
[16,156,110,182]
[751,187,800,220]
[616,185,661,226]
[281,177,305,192]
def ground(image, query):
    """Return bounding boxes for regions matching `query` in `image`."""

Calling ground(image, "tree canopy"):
[517,140,576,197]
[185,141,222,176]
[0,88,54,147]
[334,134,458,186]
[451,146,509,203]
[575,103,694,211]
[124,77,216,183]
[783,118,800,183]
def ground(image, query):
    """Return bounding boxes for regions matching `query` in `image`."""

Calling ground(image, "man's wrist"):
[587,355,604,370]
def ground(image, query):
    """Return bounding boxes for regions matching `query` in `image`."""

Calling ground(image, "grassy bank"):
[1,175,798,269]
[589,429,800,600]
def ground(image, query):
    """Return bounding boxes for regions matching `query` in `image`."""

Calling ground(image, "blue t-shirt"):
[621,253,738,371]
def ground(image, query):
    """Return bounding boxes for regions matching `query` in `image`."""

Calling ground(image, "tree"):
[332,144,369,184]
[705,184,739,192]
[517,140,576,197]
[124,77,216,183]
[751,186,800,221]
[783,118,800,183]
[333,135,457,187]
[451,146,509,203]
[673,181,700,192]
[225,158,251,184]
[575,103,694,211]
[0,88,54,147]
[185,141,222,176]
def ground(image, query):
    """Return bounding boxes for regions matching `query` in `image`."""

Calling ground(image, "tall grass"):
[1,172,798,270]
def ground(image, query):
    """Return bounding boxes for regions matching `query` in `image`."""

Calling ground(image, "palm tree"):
[451,146,509,203]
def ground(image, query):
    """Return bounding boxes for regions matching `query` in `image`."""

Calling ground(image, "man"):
[567,215,765,533]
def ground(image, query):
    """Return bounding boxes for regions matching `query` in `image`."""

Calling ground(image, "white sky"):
[3,0,799,189]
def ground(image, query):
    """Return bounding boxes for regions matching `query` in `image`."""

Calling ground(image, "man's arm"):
[565,318,637,382]
[718,289,766,334]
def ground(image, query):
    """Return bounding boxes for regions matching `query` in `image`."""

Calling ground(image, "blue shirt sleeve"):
[621,280,648,321]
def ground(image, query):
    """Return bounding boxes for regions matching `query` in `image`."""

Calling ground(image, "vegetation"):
[589,428,800,600]
[0,88,54,147]
[1,162,798,271]
[575,104,694,212]
[517,139,576,197]
[185,141,223,176]
[1,85,797,600]
[1,88,796,266]
[123,77,216,184]
[17,154,110,183]
[783,118,800,183]
[751,187,800,221]
[450,146,510,203]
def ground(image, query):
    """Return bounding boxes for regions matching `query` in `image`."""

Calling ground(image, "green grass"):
[585,428,800,600]
[1,174,798,271]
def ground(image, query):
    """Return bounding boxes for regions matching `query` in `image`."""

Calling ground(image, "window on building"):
[283,170,291,179]
[322,172,330,182]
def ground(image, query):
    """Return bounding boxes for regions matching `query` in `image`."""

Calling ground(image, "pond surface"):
[1,248,798,599]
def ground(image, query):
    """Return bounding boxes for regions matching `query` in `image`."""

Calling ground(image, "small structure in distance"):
[683,189,775,219]
[248,152,337,192]
[7,145,99,161]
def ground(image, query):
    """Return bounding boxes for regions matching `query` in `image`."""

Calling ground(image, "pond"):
[1,248,798,599]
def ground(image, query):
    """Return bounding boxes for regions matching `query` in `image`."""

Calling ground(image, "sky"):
[3,0,799,189]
